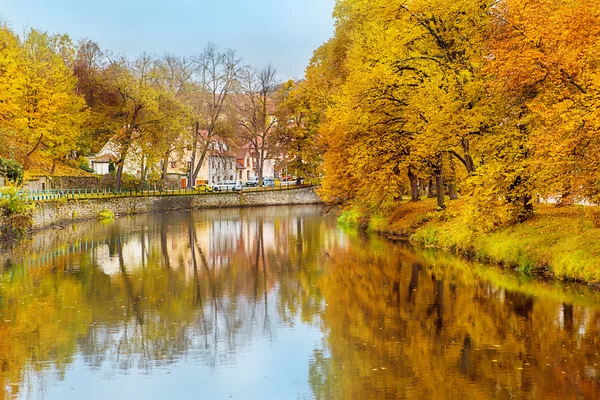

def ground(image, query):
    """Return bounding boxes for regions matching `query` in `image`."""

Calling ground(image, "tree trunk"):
[408,169,420,202]
[188,122,199,189]
[116,145,129,192]
[257,145,265,188]
[520,194,534,221]
[558,185,572,206]
[449,157,458,200]
[428,179,435,198]
[116,165,124,192]
[418,178,425,198]
[140,155,146,188]
[115,144,130,192]
[435,158,445,209]
[161,151,169,181]
[462,138,475,174]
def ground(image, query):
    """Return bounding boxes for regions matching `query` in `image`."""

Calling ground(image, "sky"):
[1,0,337,80]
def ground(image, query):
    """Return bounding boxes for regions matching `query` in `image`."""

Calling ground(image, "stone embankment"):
[32,187,323,230]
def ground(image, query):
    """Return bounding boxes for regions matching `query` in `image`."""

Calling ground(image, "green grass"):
[343,199,600,283]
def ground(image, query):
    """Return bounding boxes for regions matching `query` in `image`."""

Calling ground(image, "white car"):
[213,180,243,192]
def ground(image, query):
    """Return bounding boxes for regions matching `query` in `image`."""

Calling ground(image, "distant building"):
[89,153,117,175]
[91,134,246,187]
[235,144,278,183]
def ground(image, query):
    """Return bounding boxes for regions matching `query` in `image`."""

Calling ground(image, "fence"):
[1,180,319,203]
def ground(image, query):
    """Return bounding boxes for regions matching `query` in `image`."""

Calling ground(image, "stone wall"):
[31,187,323,229]
[47,175,116,190]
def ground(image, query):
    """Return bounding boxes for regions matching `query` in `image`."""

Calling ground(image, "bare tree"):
[186,44,241,188]
[238,64,279,187]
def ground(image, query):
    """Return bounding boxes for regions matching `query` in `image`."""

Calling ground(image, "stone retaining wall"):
[47,175,118,190]
[31,187,323,229]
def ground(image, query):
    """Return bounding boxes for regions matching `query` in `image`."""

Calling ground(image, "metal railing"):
[1,180,319,203]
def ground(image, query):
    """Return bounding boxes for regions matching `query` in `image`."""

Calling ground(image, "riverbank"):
[339,198,600,284]
[29,186,323,230]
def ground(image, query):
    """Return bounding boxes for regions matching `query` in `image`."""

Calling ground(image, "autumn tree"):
[0,25,21,158]
[489,0,600,206]
[275,80,322,183]
[3,29,86,171]
[313,0,492,211]
[238,64,280,187]
[94,53,166,190]
[150,55,193,183]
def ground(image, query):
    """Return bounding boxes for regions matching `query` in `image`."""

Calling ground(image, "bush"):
[0,185,33,243]
[98,209,115,221]
[0,157,24,185]
[79,157,94,173]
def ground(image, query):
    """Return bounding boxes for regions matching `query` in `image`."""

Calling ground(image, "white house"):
[89,153,117,175]
[235,144,278,183]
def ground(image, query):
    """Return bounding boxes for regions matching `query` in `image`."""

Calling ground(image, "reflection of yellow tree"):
[311,236,600,399]
[0,206,332,397]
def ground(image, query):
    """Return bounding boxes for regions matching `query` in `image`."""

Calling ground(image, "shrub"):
[98,209,115,221]
[0,157,24,185]
[79,157,94,173]
[0,185,33,243]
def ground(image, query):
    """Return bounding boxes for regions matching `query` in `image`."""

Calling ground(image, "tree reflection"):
[0,207,599,399]
[309,236,600,399]
[0,206,330,398]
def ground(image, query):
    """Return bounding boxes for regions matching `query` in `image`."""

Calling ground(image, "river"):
[0,205,599,399]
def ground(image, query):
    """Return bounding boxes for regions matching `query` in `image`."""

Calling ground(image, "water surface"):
[1,206,599,399]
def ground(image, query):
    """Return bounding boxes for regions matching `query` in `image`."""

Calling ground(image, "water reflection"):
[0,206,599,399]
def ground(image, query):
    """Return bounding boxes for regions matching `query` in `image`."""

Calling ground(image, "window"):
[170,162,177,168]
[247,170,250,180]
[230,175,233,181]
[187,162,191,170]
[212,176,215,183]
[212,161,215,169]
[246,158,250,167]
[218,176,222,182]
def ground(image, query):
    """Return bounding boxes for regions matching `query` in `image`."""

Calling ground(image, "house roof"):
[91,154,117,163]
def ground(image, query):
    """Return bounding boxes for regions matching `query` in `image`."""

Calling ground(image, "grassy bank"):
[339,198,600,283]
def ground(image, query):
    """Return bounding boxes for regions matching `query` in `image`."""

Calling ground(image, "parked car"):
[262,177,275,188]
[245,177,260,187]
[195,183,213,192]
[213,180,243,192]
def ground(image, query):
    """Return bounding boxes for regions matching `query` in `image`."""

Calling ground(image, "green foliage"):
[78,157,93,173]
[0,185,33,243]
[97,209,115,221]
[0,186,31,216]
[0,157,24,184]
[337,209,365,229]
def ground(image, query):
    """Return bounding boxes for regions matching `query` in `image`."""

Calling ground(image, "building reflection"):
[0,207,599,399]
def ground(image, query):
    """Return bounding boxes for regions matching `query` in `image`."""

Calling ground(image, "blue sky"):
[1,0,336,80]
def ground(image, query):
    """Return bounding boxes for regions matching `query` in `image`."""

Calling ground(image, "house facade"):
[91,135,247,188]
[235,144,278,183]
